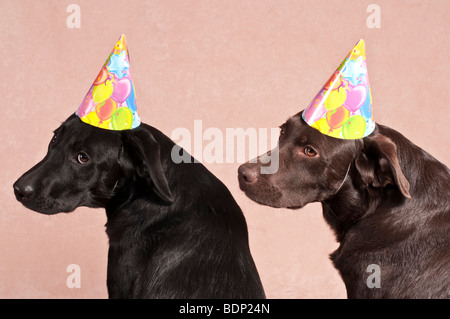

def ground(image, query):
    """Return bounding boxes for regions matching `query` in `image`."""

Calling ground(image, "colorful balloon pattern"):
[302,39,375,139]
[76,34,141,130]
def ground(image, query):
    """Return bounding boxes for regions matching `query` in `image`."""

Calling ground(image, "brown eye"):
[77,152,89,164]
[304,146,317,157]
[280,127,285,136]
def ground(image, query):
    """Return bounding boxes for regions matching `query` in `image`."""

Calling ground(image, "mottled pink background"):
[1,0,448,298]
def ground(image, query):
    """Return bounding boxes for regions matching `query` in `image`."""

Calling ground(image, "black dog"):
[238,111,450,298]
[14,114,265,299]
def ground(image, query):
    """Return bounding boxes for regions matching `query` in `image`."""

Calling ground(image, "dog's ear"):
[355,134,411,199]
[119,128,174,204]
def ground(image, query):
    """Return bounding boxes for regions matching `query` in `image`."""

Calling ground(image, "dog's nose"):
[13,182,35,202]
[238,164,259,184]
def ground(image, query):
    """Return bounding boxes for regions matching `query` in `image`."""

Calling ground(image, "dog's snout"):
[238,164,259,185]
[13,182,35,202]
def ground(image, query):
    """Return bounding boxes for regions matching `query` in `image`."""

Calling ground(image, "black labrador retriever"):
[14,114,265,299]
[238,111,450,298]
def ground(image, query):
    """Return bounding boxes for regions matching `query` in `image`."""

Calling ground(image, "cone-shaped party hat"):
[302,39,375,139]
[76,34,141,130]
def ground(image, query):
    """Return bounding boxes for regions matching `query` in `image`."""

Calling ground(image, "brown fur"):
[239,112,450,298]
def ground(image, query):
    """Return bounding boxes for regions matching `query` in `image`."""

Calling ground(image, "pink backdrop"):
[1,0,449,298]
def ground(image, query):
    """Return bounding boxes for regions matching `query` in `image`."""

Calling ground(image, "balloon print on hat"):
[326,105,350,129]
[94,67,109,86]
[112,107,134,130]
[303,92,326,123]
[96,98,117,122]
[111,76,131,103]
[343,84,367,112]
[77,90,95,118]
[324,87,347,111]
[342,115,366,139]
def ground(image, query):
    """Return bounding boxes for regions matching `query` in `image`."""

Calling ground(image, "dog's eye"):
[51,133,57,143]
[77,152,89,164]
[304,146,317,157]
[280,127,285,136]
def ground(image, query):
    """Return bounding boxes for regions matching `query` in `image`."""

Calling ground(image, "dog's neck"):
[321,164,372,243]
[321,163,414,243]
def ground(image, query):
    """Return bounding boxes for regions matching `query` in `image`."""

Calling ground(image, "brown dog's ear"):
[119,128,174,204]
[355,134,411,199]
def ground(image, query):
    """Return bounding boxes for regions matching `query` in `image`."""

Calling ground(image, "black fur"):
[14,114,265,299]
[239,111,450,298]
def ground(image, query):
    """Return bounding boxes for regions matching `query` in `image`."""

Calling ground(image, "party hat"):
[76,34,141,130]
[302,39,375,139]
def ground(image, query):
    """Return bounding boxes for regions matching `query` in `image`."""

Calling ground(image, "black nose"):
[13,182,35,202]
[238,164,259,184]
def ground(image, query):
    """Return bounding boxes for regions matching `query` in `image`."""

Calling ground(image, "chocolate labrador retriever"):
[238,111,450,298]
[14,114,265,299]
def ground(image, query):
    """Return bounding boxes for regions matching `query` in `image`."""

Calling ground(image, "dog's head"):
[238,112,411,209]
[13,114,173,215]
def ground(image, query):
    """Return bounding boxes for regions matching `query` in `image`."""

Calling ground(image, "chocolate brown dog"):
[238,111,450,298]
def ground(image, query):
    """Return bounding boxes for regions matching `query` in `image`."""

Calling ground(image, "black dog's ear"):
[119,128,174,204]
[355,134,411,199]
